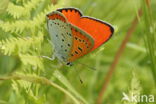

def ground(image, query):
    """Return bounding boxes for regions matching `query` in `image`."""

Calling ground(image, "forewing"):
[57,8,114,51]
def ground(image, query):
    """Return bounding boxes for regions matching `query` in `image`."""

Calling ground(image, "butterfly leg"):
[47,39,54,48]
[51,54,56,60]
[42,55,55,61]
[45,38,56,60]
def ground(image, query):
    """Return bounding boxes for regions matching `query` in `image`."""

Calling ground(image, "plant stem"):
[96,8,143,104]
[0,73,81,104]
[143,0,156,83]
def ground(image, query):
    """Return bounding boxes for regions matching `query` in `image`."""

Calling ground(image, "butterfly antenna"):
[74,66,84,84]
[76,61,96,70]
[79,76,83,84]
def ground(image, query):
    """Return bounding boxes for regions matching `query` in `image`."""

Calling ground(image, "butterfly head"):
[66,62,73,66]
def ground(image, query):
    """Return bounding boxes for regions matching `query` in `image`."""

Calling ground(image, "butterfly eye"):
[66,62,72,66]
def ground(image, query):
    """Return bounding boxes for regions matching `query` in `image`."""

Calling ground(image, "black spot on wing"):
[61,56,65,59]
[75,37,78,40]
[79,39,81,42]
[75,51,78,54]
[67,44,70,47]
[67,32,71,36]
[78,47,82,52]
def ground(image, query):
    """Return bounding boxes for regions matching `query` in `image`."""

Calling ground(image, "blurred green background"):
[0,0,155,104]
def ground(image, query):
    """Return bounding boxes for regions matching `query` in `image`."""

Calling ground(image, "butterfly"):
[46,8,114,66]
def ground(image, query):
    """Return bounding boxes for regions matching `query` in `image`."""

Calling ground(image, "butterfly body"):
[47,8,114,65]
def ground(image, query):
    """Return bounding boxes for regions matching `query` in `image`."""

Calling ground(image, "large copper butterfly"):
[46,8,114,65]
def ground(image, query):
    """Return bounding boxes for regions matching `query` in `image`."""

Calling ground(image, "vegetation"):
[0,0,155,104]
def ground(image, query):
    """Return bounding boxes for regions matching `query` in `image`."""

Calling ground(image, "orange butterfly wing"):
[57,8,114,51]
